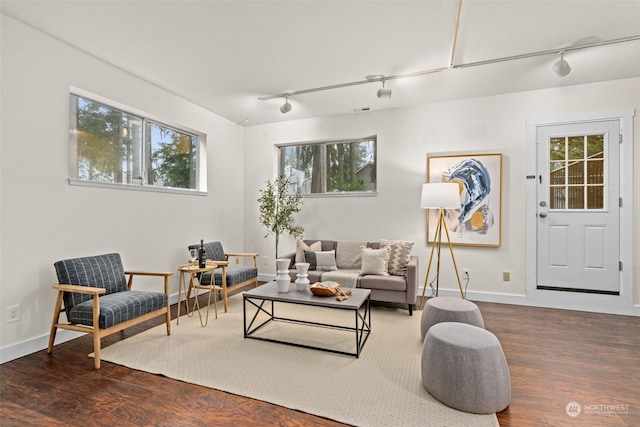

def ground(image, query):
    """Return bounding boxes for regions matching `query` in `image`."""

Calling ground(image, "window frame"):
[277,136,378,198]
[68,88,207,196]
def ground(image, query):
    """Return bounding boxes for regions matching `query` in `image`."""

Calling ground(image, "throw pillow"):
[296,239,322,263]
[304,250,338,271]
[360,246,390,276]
[335,240,367,269]
[380,239,414,276]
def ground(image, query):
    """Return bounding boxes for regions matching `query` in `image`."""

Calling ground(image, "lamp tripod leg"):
[442,220,465,299]
[419,210,443,310]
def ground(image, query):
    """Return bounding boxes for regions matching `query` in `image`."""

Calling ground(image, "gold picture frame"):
[426,153,503,247]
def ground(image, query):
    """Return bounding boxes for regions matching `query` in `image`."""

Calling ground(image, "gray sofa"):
[281,239,418,315]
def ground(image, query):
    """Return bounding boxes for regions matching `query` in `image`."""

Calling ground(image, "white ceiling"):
[3,0,640,126]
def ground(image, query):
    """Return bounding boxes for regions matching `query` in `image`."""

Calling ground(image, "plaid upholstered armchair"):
[187,241,259,312]
[48,253,172,369]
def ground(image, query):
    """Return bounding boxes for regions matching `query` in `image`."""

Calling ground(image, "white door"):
[536,120,620,294]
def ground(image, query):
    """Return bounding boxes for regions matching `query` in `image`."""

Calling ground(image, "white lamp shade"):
[420,183,461,209]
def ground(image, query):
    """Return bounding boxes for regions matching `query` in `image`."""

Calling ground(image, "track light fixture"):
[553,50,571,77]
[280,96,292,114]
[377,79,392,99]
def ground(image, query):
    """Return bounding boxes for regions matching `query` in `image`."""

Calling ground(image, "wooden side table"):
[177,263,219,326]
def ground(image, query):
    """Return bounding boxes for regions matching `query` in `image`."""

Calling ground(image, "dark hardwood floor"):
[1,288,639,426]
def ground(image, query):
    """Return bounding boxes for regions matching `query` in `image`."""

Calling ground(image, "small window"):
[279,137,377,196]
[69,93,204,193]
[548,133,605,210]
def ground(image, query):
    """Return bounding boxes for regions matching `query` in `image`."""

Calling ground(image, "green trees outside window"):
[279,138,377,195]
[69,94,200,191]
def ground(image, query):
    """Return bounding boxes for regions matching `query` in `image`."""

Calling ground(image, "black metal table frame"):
[243,294,371,358]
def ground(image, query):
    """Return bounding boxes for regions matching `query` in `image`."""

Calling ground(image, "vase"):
[275,258,291,292]
[295,262,310,291]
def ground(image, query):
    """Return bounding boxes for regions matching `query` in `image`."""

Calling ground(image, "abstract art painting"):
[427,153,502,247]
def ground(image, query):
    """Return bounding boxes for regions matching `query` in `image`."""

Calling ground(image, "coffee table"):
[243,281,371,357]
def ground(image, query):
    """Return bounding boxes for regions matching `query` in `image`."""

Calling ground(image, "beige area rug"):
[99,294,499,427]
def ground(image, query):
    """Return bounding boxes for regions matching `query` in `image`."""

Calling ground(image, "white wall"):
[243,77,640,314]
[0,16,245,360]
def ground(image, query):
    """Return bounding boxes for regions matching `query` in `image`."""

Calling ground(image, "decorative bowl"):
[309,282,340,297]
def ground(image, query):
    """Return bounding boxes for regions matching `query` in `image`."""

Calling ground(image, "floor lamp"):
[419,183,465,310]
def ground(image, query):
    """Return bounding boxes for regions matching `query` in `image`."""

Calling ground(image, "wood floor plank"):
[1,288,638,426]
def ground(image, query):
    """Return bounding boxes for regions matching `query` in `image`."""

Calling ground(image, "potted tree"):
[257,175,304,259]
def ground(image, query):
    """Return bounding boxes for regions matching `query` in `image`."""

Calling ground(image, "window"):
[69,93,204,193]
[279,137,377,196]
[549,133,605,210]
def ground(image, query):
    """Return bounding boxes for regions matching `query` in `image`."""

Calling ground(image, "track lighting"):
[553,51,571,77]
[258,35,639,105]
[280,96,292,114]
[377,79,392,99]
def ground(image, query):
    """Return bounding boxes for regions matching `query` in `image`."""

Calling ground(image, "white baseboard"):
[0,292,182,365]
[427,287,640,316]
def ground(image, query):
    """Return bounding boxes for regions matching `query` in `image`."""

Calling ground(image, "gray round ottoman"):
[420,296,484,340]
[421,322,511,414]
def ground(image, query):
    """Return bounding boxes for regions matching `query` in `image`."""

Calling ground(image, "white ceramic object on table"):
[275,258,291,292]
[294,262,310,291]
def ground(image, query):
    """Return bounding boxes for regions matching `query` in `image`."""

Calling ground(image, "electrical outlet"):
[262,256,268,265]
[235,257,239,264]
[463,269,470,279]
[7,305,20,323]
[503,272,510,282]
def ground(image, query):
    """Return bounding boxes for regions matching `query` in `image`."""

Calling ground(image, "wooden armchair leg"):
[164,275,171,336]
[48,291,64,354]
[92,295,101,369]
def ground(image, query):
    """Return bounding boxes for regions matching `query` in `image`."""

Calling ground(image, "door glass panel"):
[549,161,565,184]
[550,138,565,160]
[567,186,584,209]
[587,186,604,209]
[587,160,603,184]
[548,133,605,211]
[567,136,584,160]
[550,186,565,209]
[567,161,584,185]
[587,134,604,158]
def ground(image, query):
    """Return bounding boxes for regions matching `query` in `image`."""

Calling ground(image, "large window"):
[279,137,377,196]
[69,93,203,193]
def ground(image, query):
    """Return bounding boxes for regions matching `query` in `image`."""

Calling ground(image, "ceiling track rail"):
[258,34,640,101]
[449,0,464,69]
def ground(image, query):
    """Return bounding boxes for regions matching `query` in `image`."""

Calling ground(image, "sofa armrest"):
[405,256,419,304]
[225,252,259,258]
[52,283,106,295]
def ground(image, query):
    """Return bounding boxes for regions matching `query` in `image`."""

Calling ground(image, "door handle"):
[539,212,547,218]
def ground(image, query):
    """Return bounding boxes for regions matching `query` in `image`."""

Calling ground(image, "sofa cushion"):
[296,239,322,263]
[335,241,366,269]
[380,239,414,276]
[67,290,167,329]
[359,274,407,292]
[360,246,390,276]
[305,250,338,271]
[201,266,258,286]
